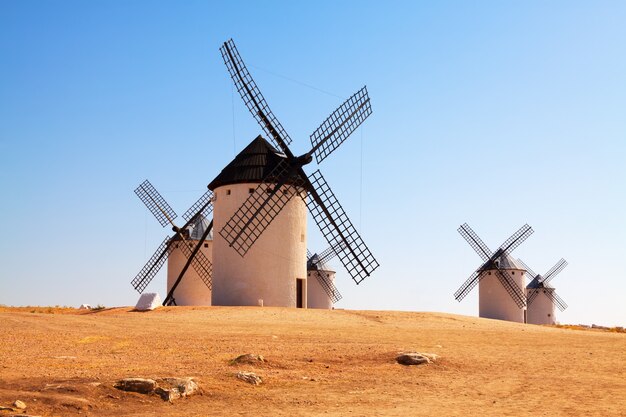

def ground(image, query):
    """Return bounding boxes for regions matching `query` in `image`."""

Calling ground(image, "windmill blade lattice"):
[310,86,372,164]
[541,258,568,285]
[317,240,348,265]
[220,39,292,153]
[131,236,172,293]
[454,269,485,302]
[499,224,534,255]
[135,180,177,227]
[494,268,526,308]
[311,269,343,304]
[527,289,540,306]
[545,290,568,311]
[458,223,492,262]
[173,239,213,290]
[183,190,215,222]
[306,170,379,284]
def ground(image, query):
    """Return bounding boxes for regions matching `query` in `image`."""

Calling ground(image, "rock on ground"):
[236,371,263,385]
[154,378,199,402]
[114,377,199,401]
[114,378,157,394]
[231,353,266,365]
[396,352,439,366]
[13,400,26,409]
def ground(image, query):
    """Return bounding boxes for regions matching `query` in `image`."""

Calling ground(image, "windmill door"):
[296,278,305,308]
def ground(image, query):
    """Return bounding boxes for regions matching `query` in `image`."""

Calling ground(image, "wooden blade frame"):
[306,170,379,284]
[309,86,371,164]
[131,236,172,293]
[182,190,214,222]
[220,39,292,154]
[454,270,485,302]
[458,223,493,262]
[493,267,526,308]
[135,180,178,227]
[541,259,568,285]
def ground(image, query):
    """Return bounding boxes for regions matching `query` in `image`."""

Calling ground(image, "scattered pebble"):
[231,353,265,365]
[396,352,439,366]
[236,371,263,385]
[13,400,26,410]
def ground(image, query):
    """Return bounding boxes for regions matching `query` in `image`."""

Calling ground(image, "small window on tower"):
[249,188,254,194]
[204,243,208,248]
[512,271,515,275]
[226,189,231,195]
[300,233,305,242]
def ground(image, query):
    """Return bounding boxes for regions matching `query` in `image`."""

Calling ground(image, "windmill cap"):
[208,135,292,190]
[478,252,525,272]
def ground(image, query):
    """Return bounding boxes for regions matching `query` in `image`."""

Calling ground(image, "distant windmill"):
[131,180,214,306]
[454,223,533,322]
[517,258,568,325]
[307,243,345,309]
[209,39,379,307]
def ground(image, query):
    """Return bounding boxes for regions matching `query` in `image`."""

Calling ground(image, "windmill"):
[208,39,379,307]
[131,180,214,306]
[454,223,533,322]
[307,243,345,309]
[517,258,568,325]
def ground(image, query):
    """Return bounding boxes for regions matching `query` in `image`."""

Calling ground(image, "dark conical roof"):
[526,276,554,289]
[208,135,288,190]
[478,252,524,272]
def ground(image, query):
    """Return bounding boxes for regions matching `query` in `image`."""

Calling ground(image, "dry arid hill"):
[0,306,624,417]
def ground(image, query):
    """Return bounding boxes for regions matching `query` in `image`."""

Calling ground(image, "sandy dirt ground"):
[0,306,624,417]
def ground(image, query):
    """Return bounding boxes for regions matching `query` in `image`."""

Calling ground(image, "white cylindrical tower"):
[166,216,213,306]
[526,287,557,325]
[209,136,308,308]
[307,269,336,309]
[479,254,526,323]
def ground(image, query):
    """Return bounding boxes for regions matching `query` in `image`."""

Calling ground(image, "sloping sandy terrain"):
[0,306,624,416]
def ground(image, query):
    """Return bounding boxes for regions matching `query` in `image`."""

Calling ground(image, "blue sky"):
[1,1,624,326]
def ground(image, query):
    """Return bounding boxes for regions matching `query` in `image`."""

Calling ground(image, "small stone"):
[13,400,26,410]
[114,378,157,394]
[396,352,438,366]
[155,386,181,402]
[236,371,263,385]
[0,406,14,411]
[155,377,199,401]
[231,353,265,365]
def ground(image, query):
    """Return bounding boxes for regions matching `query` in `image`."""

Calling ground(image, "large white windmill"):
[208,39,379,307]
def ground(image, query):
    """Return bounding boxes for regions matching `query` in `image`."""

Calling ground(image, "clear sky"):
[1,1,624,326]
